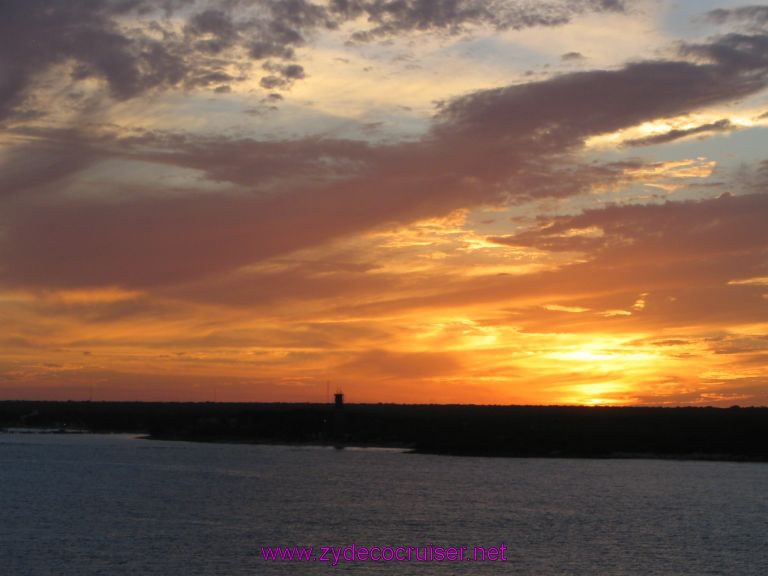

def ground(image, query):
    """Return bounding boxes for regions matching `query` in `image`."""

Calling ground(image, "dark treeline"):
[1,401,767,461]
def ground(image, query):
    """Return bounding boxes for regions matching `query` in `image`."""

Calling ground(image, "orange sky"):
[1,0,767,405]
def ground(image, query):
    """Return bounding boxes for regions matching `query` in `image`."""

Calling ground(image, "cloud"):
[0,0,631,122]
[341,0,626,42]
[710,335,768,355]
[479,191,768,327]
[259,61,307,89]
[0,0,194,121]
[622,119,734,147]
[4,3,768,405]
[3,27,768,291]
[0,0,297,121]
[679,31,768,72]
[491,192,768,261]
[561,51,586,61]
[0,368,320,402]
[0,128,110,198]
[705,6,768,28]
[338,349,464,379]
[184,8,240,55]
[311,189,768,332]
[434,44,768,157]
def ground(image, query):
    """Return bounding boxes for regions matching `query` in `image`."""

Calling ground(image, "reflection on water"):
[1,433,767,575]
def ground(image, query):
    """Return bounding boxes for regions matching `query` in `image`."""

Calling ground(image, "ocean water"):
[1,433,767,575]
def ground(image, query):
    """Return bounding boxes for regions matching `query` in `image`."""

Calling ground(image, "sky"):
[1,0,767,405]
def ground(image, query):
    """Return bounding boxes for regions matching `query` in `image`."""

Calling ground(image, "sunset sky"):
[1,0,767,405]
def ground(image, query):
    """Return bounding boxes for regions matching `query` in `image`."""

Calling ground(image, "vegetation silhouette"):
[2,401,767,461]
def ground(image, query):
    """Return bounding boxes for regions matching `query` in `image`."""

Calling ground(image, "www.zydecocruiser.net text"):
[261,544,508,565]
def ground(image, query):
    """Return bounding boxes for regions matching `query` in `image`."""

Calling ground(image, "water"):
[1,433,767,575]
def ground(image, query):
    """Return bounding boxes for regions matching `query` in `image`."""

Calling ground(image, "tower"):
[333,390,345,447]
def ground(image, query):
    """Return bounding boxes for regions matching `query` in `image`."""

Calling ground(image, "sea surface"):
[1,432,767,575]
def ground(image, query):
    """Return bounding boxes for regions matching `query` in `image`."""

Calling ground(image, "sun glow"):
[565,383,631,405]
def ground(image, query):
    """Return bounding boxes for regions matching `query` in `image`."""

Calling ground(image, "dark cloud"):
[259,61,306,89]
[280,64,307,79]
[623,119,734,147]
[0,0,630,120]
[435,42,768,158]
[705,6,768,28]
[648,339,691,347]
[680,32,768,71]
[245,0,332,63]
[0,1,257,121]
[259,75,289,89]
[0,0,185,120]
[491,192,768,260]
[427,38,768,187]
[561,51,586,61]
[122,132,377,186]
[0,128,111,198]
[338,0,626,42]
[711,335,768,355]
[184,9,240,54]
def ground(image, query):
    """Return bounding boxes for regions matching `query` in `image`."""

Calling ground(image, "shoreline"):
[4,401,768,464]
[146,433,768,463]
[3,427,767,463]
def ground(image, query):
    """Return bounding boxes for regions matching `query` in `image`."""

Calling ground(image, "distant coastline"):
[3,400,768,463]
